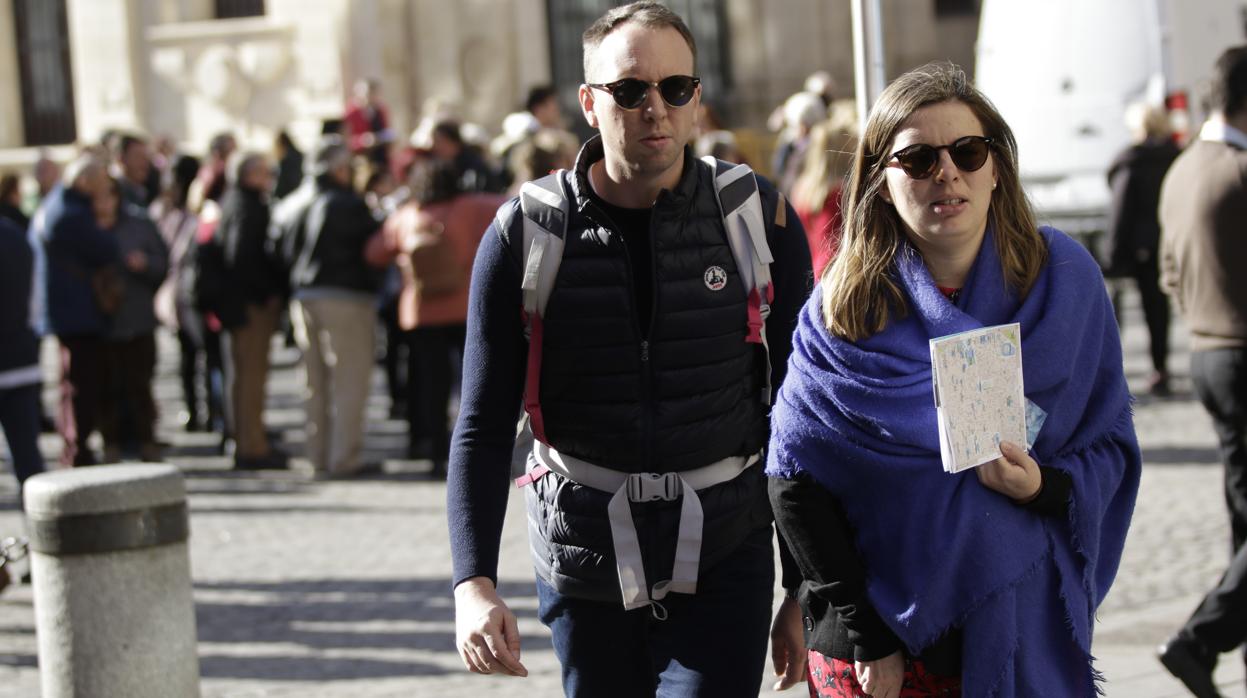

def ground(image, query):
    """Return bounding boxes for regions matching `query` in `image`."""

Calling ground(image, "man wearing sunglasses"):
[448,2,812,696]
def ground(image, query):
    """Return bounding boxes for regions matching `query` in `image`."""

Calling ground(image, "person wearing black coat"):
[272,130,304,201]
[217,153,287,470]
[275,138,382,477]
[1,171,57,436]
[0,216,45,501]
[94,177,169,462]
[29,155,119,466]
[0,173,30,231]
[1105,103,1180,396]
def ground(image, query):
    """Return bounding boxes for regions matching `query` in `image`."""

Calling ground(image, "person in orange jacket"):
[366,159,505,475]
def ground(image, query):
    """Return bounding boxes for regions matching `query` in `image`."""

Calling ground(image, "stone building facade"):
[0,0,979,169]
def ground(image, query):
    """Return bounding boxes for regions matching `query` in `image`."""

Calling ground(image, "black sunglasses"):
[586,75,701,110]
[887,135,994,180]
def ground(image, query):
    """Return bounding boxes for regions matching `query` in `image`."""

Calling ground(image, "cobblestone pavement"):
[0,288,1244,697]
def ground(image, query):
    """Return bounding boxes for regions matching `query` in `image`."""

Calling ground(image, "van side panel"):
[1164,0,1247,125]
[976,0,1246,234]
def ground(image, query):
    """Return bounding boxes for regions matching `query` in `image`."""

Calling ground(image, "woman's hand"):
[769,596,807,690]
[977,440,1042,503]
[855,650,904,697]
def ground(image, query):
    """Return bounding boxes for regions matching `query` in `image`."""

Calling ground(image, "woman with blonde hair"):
[767,62,1141,696]
[790,111,857,275]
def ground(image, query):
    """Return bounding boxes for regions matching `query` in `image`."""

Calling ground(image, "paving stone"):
[0,287,1243,696]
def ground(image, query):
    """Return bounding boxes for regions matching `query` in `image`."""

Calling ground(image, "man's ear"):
[578,84,599,130]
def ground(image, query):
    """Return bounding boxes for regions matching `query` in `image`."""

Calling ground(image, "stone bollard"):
[23,464,200,697]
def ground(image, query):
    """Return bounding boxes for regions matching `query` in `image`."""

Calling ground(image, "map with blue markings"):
[930,323,1027,473]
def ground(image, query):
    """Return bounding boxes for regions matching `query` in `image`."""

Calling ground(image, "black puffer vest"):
[506,138,777,601]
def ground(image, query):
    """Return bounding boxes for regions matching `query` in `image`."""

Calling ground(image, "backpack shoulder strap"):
[700,156,775,405]
[518,172,569,319]
[517,170,570,443]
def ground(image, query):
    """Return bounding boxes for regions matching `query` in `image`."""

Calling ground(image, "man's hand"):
[770,595,807,690]
[977,440,1042,503]
[855,650,904,697]
[454,576,528,677]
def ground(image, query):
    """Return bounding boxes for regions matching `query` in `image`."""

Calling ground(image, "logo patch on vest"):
[704,265,727,291]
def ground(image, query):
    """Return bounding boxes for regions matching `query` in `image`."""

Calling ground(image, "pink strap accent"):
[745,287,764,344]
[514,463,551,488]
[524,312,548,442]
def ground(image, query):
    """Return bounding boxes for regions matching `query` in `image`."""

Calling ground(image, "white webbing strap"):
[531,441,759,612]
[520,223,548,317]
[519,176,569,320]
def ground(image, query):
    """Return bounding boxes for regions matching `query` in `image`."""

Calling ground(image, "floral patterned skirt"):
[806,649,962,697]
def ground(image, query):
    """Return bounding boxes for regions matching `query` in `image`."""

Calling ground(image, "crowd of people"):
[0,77,583,489]
[4,1,1247,695]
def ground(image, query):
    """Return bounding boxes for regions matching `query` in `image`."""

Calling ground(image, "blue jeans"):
[536,524,776,698]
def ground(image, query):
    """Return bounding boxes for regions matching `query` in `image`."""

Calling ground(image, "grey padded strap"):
[519,174,569,318]
[701,156,775,404]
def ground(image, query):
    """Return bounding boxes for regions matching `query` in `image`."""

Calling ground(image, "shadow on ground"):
[197,654,443,681]
[193,578,539,680]
[1141,446,1220,465]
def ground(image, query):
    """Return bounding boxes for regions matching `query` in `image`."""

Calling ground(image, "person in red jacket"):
[343,78,395,167]
[790,109,857,277]
[366,160,505,475]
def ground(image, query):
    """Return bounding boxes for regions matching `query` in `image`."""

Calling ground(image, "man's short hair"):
[309,136,351,177]
[1211,46,1247,117]
[62,153,104,189]
[0,172,19,203]
[432,120,464,146]
[117,133,146,159]
[226,151,267,188]
[354,77,382,99]
[208,132,236,158]
[409,159,462,206]
[581,1,697,81]
[525,85,558,114]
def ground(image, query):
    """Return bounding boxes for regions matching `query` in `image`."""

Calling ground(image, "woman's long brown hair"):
[821,62,1045,341]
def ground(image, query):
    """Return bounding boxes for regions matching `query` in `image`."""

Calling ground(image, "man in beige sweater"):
[1158,45,1247,698]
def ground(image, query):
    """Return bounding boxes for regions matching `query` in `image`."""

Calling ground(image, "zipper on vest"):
[585,198,657,471]
[620,231,655,471]
[640,199,663,471]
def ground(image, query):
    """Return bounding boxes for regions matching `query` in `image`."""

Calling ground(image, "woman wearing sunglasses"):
[766,62,1141,697]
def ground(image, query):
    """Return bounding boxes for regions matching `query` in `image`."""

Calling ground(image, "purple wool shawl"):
[766,226,1141,696]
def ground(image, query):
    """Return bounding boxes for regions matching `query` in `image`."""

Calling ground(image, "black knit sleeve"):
[1021,465,1074,517]
[769,472,904,661]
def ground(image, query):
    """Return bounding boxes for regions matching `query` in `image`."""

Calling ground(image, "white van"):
[975,0,1247,246]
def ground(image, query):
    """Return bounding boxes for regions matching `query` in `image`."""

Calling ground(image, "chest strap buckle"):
[626,472,682,502]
